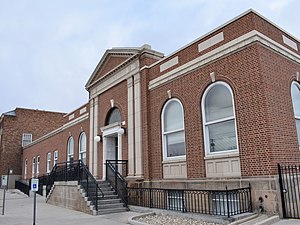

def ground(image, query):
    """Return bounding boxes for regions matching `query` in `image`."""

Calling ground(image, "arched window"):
[202,82,238,155]
[291,81,300,145]
[36,156,40,176]
[24,159,27,179]
[162,99,186,160]
[46,152,51,173]
[53,150,58,166]
[79,132,87,165]
[32,157,35,178]
[67,137,74,163]
[106,107,121,125]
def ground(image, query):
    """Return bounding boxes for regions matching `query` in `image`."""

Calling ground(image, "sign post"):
[31,178,39,225]
[1,175,8,215]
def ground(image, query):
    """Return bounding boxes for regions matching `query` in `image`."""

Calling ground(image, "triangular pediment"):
[85,48,140,89]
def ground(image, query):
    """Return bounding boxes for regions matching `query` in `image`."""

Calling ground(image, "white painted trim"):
[63,113,89,129]
[291,81,300,146]
[127,77,135,177]
[201,81,239,157]
[160,56,179,72]
[102,123,123,180]
[89,60,140,99]
[93,97,99,177]
[161,98,186,161]
[68,114,75,120]
[143,9,300,71]
[134,73,143,177]
[283,35,298,51]
[149,30,300,90]
[198,32,224,52]
[79,107,87,115]
[89,99,94,173]
[23,113,89,149]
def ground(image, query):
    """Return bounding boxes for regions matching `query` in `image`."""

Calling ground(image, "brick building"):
[21,9,300,214]
[0,108,65,187]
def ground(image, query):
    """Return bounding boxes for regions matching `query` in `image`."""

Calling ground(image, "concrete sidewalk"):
[0,189,141,225]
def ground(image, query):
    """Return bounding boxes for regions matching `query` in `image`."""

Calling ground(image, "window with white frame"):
[32,157,35,178]
[67,137,74,163]
[46,152,51,173]
[162,99,186,160]
[22,133,32,147]
[79,132,87,165]
[202,82,238,155]
[53,150,58,166]
[36,156,40,176]
[291,81,300,145]
[24,159,27,179]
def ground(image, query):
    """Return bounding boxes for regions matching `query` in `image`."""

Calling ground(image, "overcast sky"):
[0,0,299,114]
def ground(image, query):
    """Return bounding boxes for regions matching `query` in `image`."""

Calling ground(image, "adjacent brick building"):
[0,108,65,187]
[21,10,300,214]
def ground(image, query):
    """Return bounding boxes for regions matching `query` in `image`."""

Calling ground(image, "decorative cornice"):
[148,30,300,90]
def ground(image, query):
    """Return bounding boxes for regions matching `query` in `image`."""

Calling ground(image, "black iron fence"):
[278,164,300,219]
[106,160,128,206]
[46,160,104,211]
[128,185,252,217]
[15,180,30,196]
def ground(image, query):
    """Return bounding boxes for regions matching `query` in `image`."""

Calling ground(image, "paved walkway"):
[0,189,141,225]
[1,189,300,225]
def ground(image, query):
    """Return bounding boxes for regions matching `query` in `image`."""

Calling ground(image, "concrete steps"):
[80,180,127,215]
[230,214,280,225]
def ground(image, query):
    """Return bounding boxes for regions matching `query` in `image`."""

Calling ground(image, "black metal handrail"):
[45,160,104,211]
[106,160,128,206]
[128,185,252,218]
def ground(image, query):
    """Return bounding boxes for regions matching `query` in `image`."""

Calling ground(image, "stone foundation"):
[47,181,91,214]
[127,176,281,216]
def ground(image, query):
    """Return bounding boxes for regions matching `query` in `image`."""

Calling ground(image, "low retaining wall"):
[46,181,91,214]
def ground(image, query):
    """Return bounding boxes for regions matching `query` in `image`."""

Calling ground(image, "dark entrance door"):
[278,164,300,219]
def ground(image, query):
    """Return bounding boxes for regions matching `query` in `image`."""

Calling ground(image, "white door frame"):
[101,123,123,180]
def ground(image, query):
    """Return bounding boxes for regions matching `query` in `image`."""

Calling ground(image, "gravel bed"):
[134,214,222,225]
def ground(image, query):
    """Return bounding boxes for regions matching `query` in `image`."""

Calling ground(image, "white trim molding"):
[149,30,300,90]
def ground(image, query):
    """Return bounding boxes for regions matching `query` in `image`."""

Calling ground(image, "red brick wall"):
[143,43,300,180]
[22,117,89,180]
[96,80,128,177]
[0,108,65,177]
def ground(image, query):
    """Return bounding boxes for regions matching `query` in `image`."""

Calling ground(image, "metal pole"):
[2,188,6,215]
[33,191,36,225]
[6,168,10,190]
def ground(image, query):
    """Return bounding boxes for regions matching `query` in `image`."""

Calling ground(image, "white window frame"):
[53,150,58,166]
[79,132,87,164]
[22,133,32,147]
[291,81,300,146]
[201,81,239,156]
[32,157,35,178]
[67,137,74,163]
[46,152,51,173]
[24,159,27,179]
[161,98,186,161]
[36,156,40,176]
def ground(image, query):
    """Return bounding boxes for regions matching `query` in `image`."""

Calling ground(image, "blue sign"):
[31,179,39,192]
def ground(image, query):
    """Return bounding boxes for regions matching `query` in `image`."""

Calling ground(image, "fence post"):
[278,164,287,218]
[226,186,230,218]
[181,190,185,213]
[249,183,252,212]
[150,188,152,208]
[96,183,98,211]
